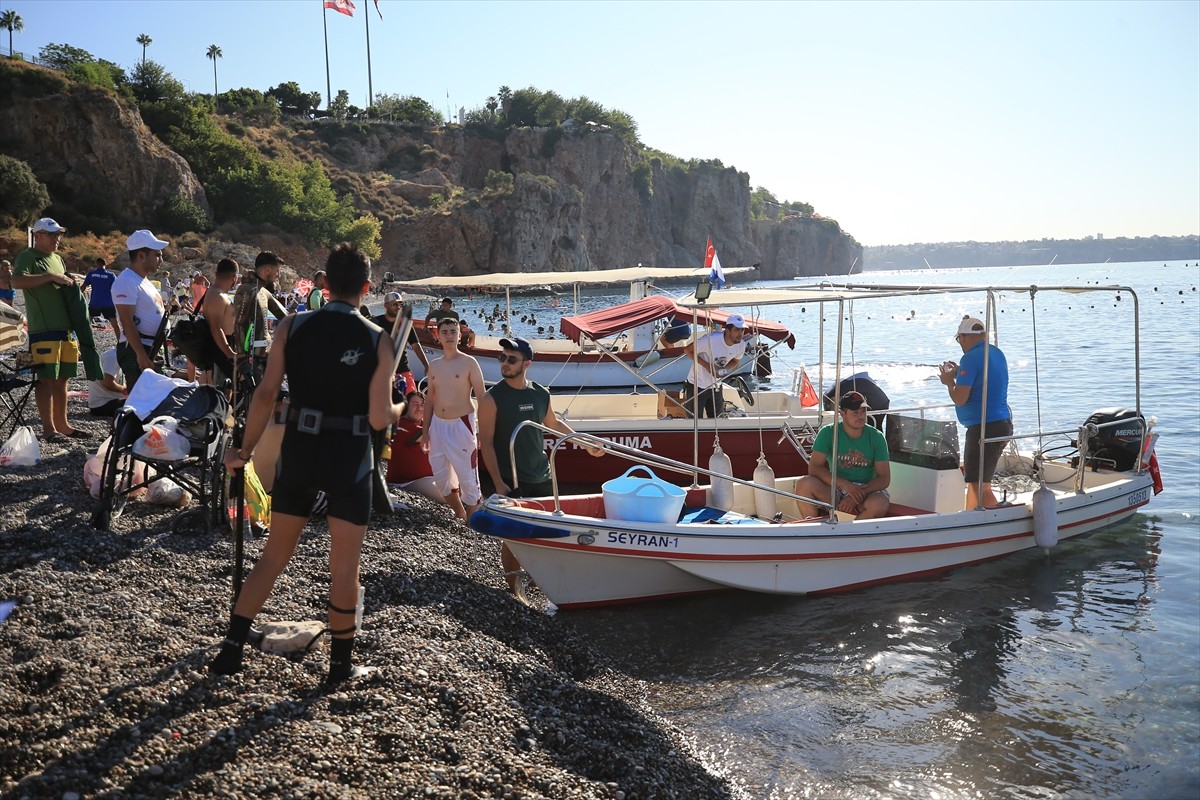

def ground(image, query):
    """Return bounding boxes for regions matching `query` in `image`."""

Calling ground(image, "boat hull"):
[471,472,1154,608]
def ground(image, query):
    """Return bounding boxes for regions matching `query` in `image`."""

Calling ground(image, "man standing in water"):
[939,316,1013,510]
[419,316,486,521]
[210,242,403,683]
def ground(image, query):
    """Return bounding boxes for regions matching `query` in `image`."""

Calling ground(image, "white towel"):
[124,370,197,420]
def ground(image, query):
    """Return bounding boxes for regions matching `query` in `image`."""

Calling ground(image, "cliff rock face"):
[349,126,859,280]
[0,69,209,230]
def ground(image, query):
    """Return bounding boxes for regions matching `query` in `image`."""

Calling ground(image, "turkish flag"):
[799,369,820,408]
[325,0,355,17]
[704,237,715,269]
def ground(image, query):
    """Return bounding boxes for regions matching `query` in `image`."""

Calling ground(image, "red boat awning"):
[560,296,795,349]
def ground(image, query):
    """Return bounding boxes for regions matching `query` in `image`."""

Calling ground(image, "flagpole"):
[322,2,331,109]
[364,5,373,112]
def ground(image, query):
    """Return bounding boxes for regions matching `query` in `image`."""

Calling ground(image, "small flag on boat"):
[373,0,383,18]
[324,0,355,17]
[705,237,726,289]
[799,369,820,407]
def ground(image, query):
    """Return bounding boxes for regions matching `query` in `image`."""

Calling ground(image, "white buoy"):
[708,443,735,510]
[1032,482,1058,553]
[753,455,777,519]
[634,350,661,369]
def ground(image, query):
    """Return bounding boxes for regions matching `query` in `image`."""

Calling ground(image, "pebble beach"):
[0,339,739,800]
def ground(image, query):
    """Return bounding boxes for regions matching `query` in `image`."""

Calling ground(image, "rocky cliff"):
[0,63,209,233]
[1,61,859,280]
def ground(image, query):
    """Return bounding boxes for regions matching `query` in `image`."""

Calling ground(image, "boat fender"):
[1031,482,1058,553]
[708,444,735,510]
[635,350,661,369]
[753,455,777,520]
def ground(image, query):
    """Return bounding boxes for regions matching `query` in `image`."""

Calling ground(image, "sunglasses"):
[497,355,524,365]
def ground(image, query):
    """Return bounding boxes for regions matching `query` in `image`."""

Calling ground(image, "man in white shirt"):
[87,348,127,417]
[683,313,748,418]
[113,229,168,390]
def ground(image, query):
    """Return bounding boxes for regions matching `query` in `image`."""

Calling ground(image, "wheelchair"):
[91,384,231,533]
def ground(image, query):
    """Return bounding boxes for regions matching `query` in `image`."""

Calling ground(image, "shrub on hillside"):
[158,195,212,234]
[0,155,51,226]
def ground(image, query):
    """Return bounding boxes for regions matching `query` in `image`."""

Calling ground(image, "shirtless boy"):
[419,316,487,520]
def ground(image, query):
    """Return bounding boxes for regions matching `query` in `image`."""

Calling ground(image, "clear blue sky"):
[4,0,1198,246]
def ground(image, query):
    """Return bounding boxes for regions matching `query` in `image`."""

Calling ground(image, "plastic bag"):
[147,476,191,507]
[243,460,272,528]
[133,416,191,461]
[0,426,40,467]
[84,436,151,498]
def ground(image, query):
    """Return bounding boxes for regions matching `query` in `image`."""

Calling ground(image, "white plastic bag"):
[147,476,190,507]
[83,435,152,498]
[133,416,190,461]
[0,426,40,467]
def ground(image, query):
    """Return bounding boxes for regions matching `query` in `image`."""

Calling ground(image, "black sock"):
[327,636,356,683]
[209,614,253,674]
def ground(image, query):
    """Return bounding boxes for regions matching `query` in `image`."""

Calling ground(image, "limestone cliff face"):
[369,127,859,279]
[0,68,209,230]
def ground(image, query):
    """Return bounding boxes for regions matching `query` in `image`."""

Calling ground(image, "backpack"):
[169,312,216,369]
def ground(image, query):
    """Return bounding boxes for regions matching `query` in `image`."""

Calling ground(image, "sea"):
[484,261,1200,800]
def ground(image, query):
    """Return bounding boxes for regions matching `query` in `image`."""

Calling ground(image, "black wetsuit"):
[272,301,382,525]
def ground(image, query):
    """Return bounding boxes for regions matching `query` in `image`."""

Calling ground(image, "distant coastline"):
[863,234,1198,270]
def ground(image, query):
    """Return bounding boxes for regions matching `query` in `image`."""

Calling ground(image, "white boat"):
[392,266,776,390]
[469,281,1164,608]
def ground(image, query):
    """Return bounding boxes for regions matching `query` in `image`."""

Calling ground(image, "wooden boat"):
[469,282,1164,608]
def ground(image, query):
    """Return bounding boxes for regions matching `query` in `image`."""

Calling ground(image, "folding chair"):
[0,300,36,439]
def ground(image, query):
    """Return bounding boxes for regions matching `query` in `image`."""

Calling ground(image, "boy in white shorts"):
[419,316,487,520]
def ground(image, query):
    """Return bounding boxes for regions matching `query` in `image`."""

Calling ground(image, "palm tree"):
[206,44,222,105]
[1,10,23,58]
[136,33,151,66]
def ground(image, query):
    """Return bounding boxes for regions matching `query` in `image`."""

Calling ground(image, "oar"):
[371,305,415,514]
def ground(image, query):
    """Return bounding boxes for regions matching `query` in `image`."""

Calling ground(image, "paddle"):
[371,304,415,514]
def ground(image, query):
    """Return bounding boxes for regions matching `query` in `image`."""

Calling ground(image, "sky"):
[4,0,1198,246]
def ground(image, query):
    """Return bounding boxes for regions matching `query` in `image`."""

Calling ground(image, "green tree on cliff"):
[206,44,222,100]
[0,154,50,225]
[136,33,151,66]
[37,43,95,71]
[1,10,21,58]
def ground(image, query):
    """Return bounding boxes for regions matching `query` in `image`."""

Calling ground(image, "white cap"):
[957,317,986,336]
[33,218,66,234]
[192,270,202,277]
[384,291,403,302]
[726,313,747,329]
[126,229,169,251]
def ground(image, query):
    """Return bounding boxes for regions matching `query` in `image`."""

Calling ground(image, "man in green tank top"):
[478,337,603,592]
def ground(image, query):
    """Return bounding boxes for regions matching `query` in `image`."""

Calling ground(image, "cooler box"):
[602,466,686,523]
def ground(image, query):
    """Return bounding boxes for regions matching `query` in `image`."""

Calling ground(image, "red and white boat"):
[470,282,1164,608]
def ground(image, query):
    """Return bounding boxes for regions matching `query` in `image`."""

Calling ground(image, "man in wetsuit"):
[210,242,404,684]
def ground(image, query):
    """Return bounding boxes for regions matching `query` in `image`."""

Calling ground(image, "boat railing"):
[508,420,836,518]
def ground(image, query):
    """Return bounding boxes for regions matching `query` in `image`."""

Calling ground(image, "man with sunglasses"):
[12,218,90,441]
[794,390,890,520]
[939,316,1012,510]
[419,316,486,521]
[112,229,169,391]
[478,336,603,593]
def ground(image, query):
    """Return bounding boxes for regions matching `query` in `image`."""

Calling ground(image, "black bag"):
[169,313,216,369]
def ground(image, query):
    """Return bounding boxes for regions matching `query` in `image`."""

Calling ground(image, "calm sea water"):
[493,262,1199,799]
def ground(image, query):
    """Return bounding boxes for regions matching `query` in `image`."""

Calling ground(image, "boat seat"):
[883,502,932,517]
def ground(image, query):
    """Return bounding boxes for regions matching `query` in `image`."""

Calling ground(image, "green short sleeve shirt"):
[13,247,71,333]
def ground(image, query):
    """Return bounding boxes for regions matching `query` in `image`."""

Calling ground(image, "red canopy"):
[560,296,795,348]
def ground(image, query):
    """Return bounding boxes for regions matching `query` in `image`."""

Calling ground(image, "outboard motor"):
[1076,407,1145,471]
[824,373,890,430]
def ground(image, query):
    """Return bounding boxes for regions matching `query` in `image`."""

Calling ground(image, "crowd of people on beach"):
[2,218,1013,682]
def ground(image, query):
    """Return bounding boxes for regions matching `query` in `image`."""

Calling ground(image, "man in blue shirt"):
[83,257,118,335]
[939,316,1013,510]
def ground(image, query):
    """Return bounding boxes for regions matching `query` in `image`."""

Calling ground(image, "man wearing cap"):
[232,251,289,369]
[307,270,327,310]
[682,314,749,418]
[371,291,416,398]
[113,229,170,390]
[12,218,92,441]
[795,390,891,520]
[478,336,603,592]
[939,316,1013,510]
[418,315,486,521]
[424,297,458,337]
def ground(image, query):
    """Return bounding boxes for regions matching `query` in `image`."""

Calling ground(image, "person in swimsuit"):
[209,242,404,684]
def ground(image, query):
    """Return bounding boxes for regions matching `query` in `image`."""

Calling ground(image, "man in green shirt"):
[11,218,87,442]
[795,390,891,520]
[307,270,327,310]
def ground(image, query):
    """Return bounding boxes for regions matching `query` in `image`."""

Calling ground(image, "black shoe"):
[208,640,245,675]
